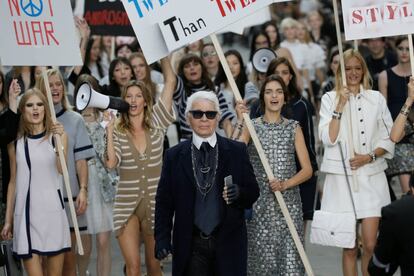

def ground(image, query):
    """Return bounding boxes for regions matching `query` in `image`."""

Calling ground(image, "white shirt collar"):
[192,132,217,150]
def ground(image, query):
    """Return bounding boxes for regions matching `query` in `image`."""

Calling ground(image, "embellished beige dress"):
[112,99,175,236]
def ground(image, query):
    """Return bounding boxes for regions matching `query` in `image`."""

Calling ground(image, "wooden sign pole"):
[210,34,314,276]
[42,68,84,255]
[332,0,359,191]
[408,34,414,75]
[111,36,116,61]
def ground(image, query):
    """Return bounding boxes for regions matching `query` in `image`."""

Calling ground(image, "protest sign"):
[121,0,273,64]
[218,6,271,35]
[84,0,135,36]
[157,0,275,52]
[217,1,291,35]
[0,0,82,66]
[342,0,414,40]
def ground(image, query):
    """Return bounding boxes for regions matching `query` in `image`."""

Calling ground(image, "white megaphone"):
[252,48,277,73]
[75,82,130,112]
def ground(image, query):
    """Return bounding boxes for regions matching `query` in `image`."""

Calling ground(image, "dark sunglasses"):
[189,110,218,119]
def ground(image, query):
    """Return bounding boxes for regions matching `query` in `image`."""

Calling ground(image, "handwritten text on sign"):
[161,0,260,46]
[122,0,273,64]
[158,0,272,52]
[342,1,414,40]
[0,0,82,66]
[8,0,59,46]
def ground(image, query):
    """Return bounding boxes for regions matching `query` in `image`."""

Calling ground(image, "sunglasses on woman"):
[189,110,218,119]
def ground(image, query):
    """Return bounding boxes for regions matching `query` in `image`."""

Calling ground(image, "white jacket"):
[319,90,395,175]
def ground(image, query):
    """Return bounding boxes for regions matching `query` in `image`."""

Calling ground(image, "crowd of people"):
[0,1,414,275]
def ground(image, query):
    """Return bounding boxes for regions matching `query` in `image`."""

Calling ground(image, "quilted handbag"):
[310,210,356,248]
[310,141,357,249]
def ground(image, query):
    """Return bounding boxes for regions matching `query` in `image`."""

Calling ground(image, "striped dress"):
[112,99,175,235]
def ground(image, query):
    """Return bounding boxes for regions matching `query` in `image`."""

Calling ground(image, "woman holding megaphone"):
[104,56,176,276]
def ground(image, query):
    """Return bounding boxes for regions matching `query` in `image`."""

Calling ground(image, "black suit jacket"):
[368,194,414,276]
[155,135,259,276]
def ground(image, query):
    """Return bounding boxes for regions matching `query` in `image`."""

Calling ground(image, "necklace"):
[191,144,219,198]
[200,167,210,174]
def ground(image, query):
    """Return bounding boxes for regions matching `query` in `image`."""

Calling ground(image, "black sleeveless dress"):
[385,68,414,177]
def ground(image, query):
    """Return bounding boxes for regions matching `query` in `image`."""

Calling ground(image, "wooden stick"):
[210,34,314,276]
[332,0,359,192]
[354,40,358,51]
[42,68,84,255]
[408,34,414,75]
[111,36,116,61]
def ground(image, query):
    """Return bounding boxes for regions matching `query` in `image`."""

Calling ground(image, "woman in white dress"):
[319,49,394,276]
[1,89,70,276]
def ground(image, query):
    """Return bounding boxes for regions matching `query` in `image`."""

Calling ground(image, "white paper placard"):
[122,0,274,63]
[342,0,414,40]
[0,0,82,66]
[157,0,274,52]
[218,6,272,35]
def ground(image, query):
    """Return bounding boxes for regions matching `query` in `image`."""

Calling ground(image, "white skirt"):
[321,172,390,219]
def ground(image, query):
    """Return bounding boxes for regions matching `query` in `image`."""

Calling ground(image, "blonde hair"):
[36,68,72,111]
[334,49,372,94]
[280,17,299,31]
[18,88,53,139]
[297,22,312,44]
[116,80,154,133]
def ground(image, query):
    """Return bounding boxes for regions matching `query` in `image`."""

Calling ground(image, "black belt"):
[193,227,216,240]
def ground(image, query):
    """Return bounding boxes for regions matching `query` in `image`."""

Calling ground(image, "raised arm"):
[159,56,177,113]
[390,77,414,143]
[328,89,349,144]
[104,111,119,169]
[231,100,250,144]
[73,17,90,76]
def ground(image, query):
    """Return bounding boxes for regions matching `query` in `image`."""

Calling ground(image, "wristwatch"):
[369,151,376,163]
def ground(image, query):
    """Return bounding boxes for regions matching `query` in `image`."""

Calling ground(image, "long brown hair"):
[266,57,301,102]
[36,68,73,111]
[177,54,215,96]
[116,80,153,133]
[334,49,372,94]
[18,88,53,139]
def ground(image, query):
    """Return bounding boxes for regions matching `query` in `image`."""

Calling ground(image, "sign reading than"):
[157,0,273,52]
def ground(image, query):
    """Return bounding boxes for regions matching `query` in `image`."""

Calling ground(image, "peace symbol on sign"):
[20,0,43,17]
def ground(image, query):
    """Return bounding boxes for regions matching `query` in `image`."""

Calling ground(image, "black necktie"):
[200,142,210,167]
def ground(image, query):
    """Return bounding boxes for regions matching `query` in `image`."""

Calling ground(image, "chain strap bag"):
[310,141,358,248]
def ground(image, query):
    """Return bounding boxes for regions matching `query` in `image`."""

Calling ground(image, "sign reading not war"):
[342,0,414,40]
[0,0,82,66]
[122,0,274,64]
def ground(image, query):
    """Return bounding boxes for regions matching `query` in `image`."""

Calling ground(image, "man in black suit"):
[368,178,414,275]
[155,91,259,276]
